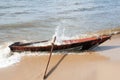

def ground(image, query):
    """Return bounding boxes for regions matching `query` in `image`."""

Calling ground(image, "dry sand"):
[0,34,119,80]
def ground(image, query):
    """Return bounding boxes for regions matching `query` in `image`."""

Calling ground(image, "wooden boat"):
[9,35,111,52]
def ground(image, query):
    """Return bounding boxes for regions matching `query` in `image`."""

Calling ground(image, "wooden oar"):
[43,36,56,79]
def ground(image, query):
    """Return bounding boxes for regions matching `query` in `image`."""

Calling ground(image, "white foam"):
[0,42,22,68]
[0,42,12,59]
[0,53,21,68]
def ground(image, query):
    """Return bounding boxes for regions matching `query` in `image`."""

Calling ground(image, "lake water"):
[0,0,120,42]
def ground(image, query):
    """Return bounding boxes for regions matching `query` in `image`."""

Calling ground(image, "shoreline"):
[0,34,119,80]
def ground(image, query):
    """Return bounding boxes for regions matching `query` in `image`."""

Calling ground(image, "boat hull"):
[9,35,111,52]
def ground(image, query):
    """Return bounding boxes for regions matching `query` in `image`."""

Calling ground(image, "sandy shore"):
[0,34,120,80]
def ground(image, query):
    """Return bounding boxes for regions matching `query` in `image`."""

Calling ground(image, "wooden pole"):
[43,36,56,79]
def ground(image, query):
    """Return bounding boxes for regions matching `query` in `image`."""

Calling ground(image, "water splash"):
[53,20,72,45]
[0,42,12,58]
[53,26,65,44]
[0,42,21,68]
[0,53,21,68]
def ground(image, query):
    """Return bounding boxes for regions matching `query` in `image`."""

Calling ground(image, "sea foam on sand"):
[0,42,21,68]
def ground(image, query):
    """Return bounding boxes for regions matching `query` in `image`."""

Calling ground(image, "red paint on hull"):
[9,35,111,52]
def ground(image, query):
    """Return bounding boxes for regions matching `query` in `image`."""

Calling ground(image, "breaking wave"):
[0,42,21,68]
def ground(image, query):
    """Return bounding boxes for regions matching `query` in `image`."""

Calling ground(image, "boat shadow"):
[94,45,120,51]
[44,54,67,79]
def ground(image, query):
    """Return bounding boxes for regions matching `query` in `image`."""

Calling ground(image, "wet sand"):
[0,34,120,80]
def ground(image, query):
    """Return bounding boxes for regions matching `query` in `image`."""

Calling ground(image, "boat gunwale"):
[10,35,111,48]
